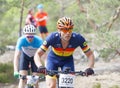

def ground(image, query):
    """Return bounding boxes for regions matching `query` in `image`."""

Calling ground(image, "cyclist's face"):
[25,33,34,42]
[60,29,72,42]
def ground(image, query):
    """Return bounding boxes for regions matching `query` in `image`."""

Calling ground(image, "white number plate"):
[59,74,75,87]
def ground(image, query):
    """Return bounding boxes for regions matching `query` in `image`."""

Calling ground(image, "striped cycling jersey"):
[41,32,90,57]
[16,35,43,57]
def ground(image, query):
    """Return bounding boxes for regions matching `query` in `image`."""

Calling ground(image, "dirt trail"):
[0,51,120,88]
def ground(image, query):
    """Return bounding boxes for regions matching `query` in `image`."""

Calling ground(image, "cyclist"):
[35,4,49,40]
[34,17,95,88]
[25,8,36,27]
[13,25,43,88]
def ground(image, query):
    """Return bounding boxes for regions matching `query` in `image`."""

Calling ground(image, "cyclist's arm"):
[85,50,95,68]
[13,50,21,72]
[77,34,95,68]
[34,33,54,67]
[34,48,45,67]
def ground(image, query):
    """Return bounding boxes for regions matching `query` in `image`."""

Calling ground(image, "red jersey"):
[35,11,47,26]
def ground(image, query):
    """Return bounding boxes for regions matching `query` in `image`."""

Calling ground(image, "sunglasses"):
[26,36,34,38]
[61,29,73,33]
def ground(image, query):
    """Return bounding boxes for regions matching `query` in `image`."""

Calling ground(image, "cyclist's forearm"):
[34,49,45,67]
[14,58,19,72]
[85,50,95,68]
[14,50,20,72]
[88,54,94,68]
[34,55,42,67]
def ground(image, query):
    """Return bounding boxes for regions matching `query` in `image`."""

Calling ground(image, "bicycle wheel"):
[25,85,34,88]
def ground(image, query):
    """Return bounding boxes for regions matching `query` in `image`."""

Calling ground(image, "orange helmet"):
[57,17,74,30]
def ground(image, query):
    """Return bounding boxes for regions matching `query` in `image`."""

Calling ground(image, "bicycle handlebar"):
[46,70,86,76]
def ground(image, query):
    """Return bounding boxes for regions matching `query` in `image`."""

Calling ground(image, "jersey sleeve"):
[77,34,90,53]
[15,38,23,51]
[40,33,54,52]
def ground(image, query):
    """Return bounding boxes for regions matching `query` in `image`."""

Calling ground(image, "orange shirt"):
[35,11,47,26]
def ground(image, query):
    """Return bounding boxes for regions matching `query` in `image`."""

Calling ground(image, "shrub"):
[93,83,101,88]
[0,63,16,83]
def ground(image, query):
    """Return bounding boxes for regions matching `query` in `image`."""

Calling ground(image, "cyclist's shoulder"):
[16,36,26,45]
[34,35,43,41]
[18,36,26,41]
[48,32,59,38]
[45,32,59,42]
[72,32,83,38]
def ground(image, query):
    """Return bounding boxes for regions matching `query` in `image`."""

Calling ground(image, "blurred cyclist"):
[35,4,48,40]
[13,25,43,88]
[34,17,95,88]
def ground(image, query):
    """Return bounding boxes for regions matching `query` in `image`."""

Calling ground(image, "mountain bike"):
[46,67,89,88]
[20,75,45,88]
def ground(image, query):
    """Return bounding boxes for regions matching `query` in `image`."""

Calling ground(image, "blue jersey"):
[41,32,90,57]
[16,35,43,57]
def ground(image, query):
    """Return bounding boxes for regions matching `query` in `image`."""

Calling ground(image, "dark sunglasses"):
[26,36,34,38]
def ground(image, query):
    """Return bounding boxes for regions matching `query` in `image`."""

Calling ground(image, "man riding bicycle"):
[13,25,43,88]
[34,17,95,88]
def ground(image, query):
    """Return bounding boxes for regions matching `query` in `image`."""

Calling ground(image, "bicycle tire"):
[25,85,34,88]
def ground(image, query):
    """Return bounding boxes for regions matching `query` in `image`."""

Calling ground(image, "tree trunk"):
[19,0,24,37]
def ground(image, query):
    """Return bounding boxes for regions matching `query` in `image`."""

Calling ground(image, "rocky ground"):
[0,50,120,88]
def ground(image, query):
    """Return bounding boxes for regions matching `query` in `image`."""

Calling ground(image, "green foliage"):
[93,83,101,88]
[99,48,114,62]
[0,63,16,83]
[0,0,120,59]
[95,28,120,61]
[109,85,120,88]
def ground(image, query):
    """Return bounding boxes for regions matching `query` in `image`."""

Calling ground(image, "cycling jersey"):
[16,35,43,57]
[41,32,90,72]
[41,32,90,57]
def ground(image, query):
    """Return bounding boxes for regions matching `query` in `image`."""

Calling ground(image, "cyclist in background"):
[35,4,48,40]
[25,8,36,27]
[13,25,43,88]
[34,17,95,88]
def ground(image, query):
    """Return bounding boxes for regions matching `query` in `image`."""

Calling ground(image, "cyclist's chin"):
[64,37,71,41]
[27,39,33,42]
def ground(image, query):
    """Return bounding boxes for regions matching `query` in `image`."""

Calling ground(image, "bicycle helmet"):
[23,25,36,34]
[37,4,43,9]
[57,17,74,30]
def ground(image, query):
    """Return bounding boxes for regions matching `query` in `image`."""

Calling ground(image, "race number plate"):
[59,74,75,87]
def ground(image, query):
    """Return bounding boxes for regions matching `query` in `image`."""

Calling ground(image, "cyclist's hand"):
[14,71,19,78]
[37,66,46,74]
[85,68,94,76]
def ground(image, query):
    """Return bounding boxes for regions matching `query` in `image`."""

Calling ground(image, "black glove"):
[37,66,46,74]
[85,68,94,76]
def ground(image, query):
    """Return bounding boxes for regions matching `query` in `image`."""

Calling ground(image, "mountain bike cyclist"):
[34,17,95,88]
[13,25,43,88]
